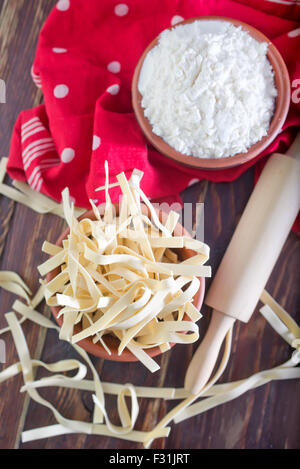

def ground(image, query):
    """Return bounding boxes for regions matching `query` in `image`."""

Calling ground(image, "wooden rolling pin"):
[185,133,300,395]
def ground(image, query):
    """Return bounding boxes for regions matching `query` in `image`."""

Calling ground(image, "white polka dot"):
[54,84,69,98]
[52,47,68,53]
[188,178,200,187]
[107,61,121,73]
[69,195,76,204]
[56,0,70,11]
[171,15,184,26]
[107,84,120,95]
[92,135,101,151]
[61,148,75,163]
[288,28,300,38]
[114,4,129,16]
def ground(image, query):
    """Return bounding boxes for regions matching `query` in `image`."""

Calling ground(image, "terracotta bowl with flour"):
[132,16,290,170]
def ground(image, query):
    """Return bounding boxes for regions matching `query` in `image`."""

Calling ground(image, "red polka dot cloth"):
[7,0,300,230]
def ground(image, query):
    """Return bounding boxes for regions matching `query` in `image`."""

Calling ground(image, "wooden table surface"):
[0,0,299,450]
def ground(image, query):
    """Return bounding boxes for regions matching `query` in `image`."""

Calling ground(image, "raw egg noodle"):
[0,274,298,446]
[0,162,299,446]
[38,166,211,371]
[0,157,85,218]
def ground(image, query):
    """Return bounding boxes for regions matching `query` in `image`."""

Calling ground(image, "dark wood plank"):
[0,199,14,259]
[0,0,55,154]
[0,0,299,450]
[0,0,63,449]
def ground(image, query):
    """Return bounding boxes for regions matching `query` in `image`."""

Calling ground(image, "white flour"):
[138,20,277,159]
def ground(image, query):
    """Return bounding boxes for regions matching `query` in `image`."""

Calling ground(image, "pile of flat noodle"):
[38,163,211,371]
[0,157,299,447]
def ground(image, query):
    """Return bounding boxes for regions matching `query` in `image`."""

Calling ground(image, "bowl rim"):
[46,203,205,362]
[132,15,291,170]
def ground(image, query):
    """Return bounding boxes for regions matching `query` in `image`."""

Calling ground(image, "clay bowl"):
[132,16,290,170]
[46,203,205,362]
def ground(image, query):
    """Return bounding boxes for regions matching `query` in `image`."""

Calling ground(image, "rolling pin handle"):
[184,309,235,395]
[185,132,300,397]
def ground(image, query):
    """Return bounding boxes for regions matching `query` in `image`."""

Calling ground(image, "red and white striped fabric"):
[30,66,42,90]
[20,116,59,192]
[7,0,300,228]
